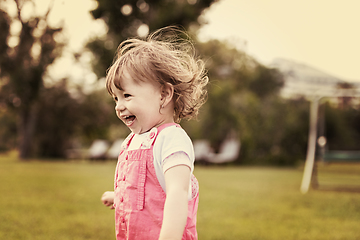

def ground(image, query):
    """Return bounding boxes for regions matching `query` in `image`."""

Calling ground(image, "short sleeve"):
[163,151,191,173]
[152,125,195,199]
[156,126,195,171]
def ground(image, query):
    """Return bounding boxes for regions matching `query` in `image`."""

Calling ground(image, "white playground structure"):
[300,90,360,193]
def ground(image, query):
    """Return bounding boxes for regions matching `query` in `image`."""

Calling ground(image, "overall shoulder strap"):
[120,132,135,151]
[157,122,181,132]
[140,123,180,149]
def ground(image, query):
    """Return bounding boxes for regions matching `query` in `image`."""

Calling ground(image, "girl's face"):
[111,70,174,134]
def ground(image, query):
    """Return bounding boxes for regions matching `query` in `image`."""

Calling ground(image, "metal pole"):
[300,97,320,194]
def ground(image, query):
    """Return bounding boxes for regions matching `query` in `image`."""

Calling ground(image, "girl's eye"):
[113,96,118,102]
[124,94,131,98]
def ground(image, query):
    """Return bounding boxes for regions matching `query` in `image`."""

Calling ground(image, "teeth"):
[122,115,135,126]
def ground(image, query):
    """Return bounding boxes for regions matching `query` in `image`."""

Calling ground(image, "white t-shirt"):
[127,125,195,199]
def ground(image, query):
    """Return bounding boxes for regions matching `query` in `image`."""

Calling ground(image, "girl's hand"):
[101,191,115,209]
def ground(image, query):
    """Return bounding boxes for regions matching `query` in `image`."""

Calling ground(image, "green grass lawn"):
[0,152,360,240]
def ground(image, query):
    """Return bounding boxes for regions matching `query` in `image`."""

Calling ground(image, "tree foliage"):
[31,80,118,158]
[0,0,64,158]
[86,0,218,79]
[324,102,360,151]
[187,40,309,165]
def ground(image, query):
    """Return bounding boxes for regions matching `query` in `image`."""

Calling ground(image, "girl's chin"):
[130,126,154,135]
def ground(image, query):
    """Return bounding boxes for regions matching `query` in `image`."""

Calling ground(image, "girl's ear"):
[161,83,174,108]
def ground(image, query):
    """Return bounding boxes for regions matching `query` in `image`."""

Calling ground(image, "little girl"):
[101,27,208,240]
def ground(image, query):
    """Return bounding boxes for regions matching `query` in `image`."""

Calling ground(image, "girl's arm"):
[101,191,115,209]
[159,164,191,240]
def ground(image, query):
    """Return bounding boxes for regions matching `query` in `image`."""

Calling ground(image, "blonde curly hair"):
[106,26,208,122]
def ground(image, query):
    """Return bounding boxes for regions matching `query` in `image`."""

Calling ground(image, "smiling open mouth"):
[123,115,136,126]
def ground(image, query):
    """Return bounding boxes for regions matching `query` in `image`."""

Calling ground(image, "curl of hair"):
[106,26,208,122]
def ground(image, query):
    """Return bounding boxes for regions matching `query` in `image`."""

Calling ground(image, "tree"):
[33,80,80,158]
[0,0,64,159]
[30,79,120,158]
[0,104,17,151]
[249,64,284,99]
[187,39,253,149]
[324,102,360,151]
[86,0,218,79]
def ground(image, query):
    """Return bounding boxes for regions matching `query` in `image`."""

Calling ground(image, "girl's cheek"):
[115,110,121,119]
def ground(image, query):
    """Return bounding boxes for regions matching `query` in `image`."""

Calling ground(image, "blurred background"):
[1,0,360,164]
[1,0,360,239]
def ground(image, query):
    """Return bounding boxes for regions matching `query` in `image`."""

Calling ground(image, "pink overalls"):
[113,123,199,240]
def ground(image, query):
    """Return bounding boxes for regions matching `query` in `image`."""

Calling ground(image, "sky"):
[199,0,360,82]
[4,0,360,84]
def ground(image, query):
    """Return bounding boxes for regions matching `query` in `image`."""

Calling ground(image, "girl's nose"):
[115,101,125,112]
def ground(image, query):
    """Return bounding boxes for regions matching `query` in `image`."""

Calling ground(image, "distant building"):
[271,58,360,107]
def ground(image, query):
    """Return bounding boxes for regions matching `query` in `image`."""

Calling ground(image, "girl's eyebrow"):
[113,79,124,91]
